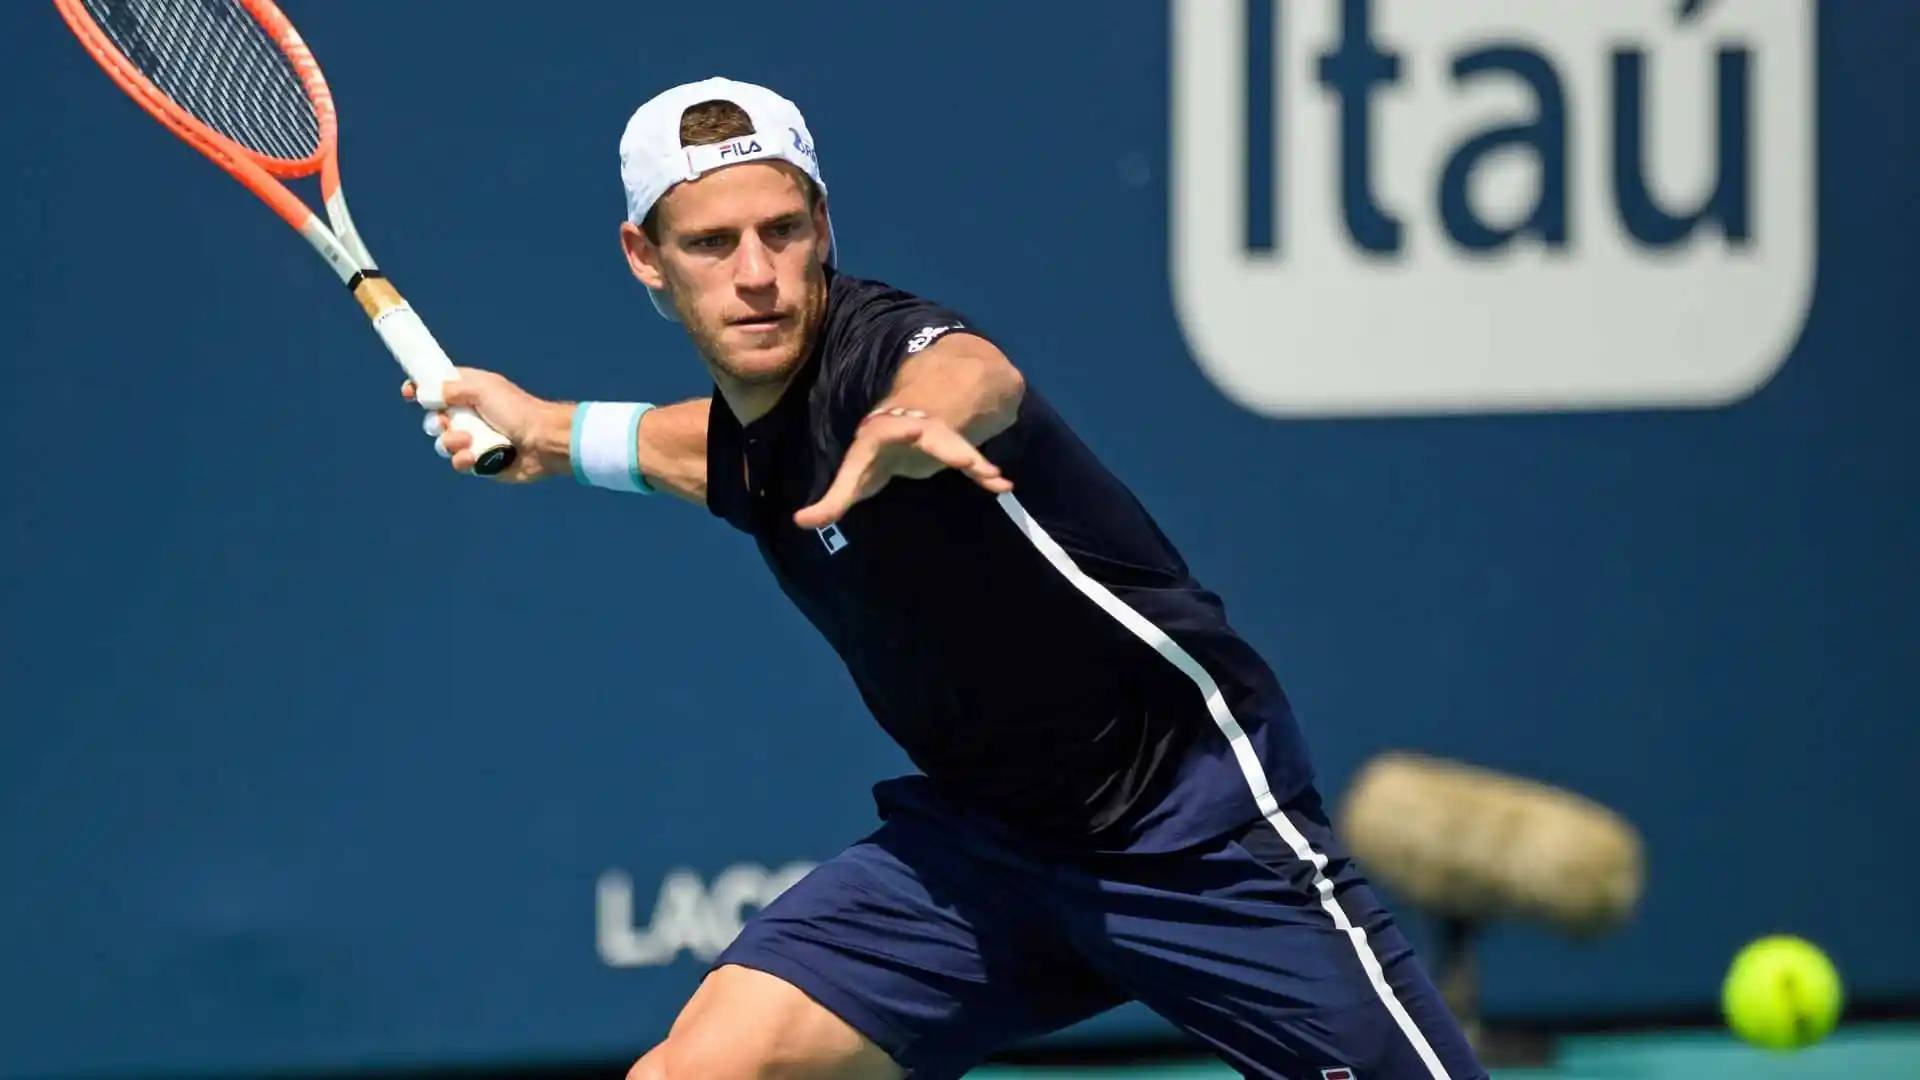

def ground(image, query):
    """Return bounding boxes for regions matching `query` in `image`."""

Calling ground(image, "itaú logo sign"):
[1170,0,1816,416]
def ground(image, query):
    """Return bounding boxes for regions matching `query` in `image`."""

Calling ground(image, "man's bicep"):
[637,398,711,506]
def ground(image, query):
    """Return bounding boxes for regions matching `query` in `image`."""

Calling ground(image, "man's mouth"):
[729,312,787,331]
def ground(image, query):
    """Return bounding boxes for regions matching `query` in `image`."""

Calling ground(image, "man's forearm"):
[527,397,711,505]
[634,399,710,505]
[872,337,1026,447]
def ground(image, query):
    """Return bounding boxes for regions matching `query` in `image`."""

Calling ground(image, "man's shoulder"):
[824,270,942,324]
[819,271,975,358]
[825,269,918,303]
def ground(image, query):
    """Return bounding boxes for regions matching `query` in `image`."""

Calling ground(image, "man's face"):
[625,162,831,388]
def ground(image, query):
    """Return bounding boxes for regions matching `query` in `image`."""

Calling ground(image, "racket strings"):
[81,0,320,163]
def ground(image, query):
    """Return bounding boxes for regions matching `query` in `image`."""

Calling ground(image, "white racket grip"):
[369,302,516,476]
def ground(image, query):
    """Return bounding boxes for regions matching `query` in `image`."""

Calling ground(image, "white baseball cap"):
[618,76,836,321]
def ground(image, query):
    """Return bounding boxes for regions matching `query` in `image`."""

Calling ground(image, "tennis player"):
[412,77,1486,1080]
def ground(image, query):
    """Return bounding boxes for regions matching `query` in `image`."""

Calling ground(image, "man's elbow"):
[996,361,1026,415]
[984,357,1026,436]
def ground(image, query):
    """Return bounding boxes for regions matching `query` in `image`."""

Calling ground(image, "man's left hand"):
[793,408,1012,529]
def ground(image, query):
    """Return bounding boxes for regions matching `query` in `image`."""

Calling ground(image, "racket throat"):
[299,214,366,284]
[325,189,379,270]
[295,189,379,286]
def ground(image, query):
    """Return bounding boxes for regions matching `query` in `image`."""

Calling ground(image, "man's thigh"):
[1073,788,1488,1080]
[709,779,1126,1080]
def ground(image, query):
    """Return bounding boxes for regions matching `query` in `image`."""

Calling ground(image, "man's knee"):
[645,1031,758,1080]
[626,1030,822,1080]
[624,1042,665,1080]
[625,964,901,1080]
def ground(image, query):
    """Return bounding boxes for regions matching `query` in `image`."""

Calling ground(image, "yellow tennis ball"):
[1722,935,1844,1050]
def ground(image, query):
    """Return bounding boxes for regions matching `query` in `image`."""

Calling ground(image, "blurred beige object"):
[1338,751,1646,1063]
[1340,751,1644,935]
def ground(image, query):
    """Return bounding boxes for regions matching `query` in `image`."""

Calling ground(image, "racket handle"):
[441,406,513,472]
[354,277,517,476]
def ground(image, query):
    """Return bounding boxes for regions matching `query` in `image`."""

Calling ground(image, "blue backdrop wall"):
[3,2,1916,1077]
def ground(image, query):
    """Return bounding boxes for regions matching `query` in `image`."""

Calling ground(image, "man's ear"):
[620,221,667,291]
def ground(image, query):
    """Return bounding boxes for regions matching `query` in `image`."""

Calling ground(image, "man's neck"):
[713,368,798,425]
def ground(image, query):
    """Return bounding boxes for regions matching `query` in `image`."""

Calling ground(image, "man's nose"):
[735,233,775,290]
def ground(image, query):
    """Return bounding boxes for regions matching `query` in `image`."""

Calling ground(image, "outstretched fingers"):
[916,424,1010,493]
[794,439,880,529]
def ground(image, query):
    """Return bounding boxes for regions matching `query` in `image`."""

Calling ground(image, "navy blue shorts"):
[714,777,1486,1080]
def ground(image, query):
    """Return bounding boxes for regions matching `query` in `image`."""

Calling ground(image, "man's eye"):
[690,235,727,251]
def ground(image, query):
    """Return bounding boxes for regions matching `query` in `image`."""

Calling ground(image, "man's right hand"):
[401,368,574,482]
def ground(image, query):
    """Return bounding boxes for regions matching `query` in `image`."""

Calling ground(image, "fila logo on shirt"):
[816,524,849,554]
[906,323,962,354]
[1170,0,1815,416]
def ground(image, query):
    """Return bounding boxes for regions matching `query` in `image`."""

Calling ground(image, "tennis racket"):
[52,0,517,476]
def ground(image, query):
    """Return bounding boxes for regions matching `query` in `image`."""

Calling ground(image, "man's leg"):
[1070,787,1488,1080]
[632,778,1125,1080]
[626,964,902,1080]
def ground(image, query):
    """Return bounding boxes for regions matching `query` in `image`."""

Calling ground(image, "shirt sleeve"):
[816,283,994,442]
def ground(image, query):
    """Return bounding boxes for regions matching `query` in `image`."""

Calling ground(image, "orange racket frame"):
[52,0,516,475]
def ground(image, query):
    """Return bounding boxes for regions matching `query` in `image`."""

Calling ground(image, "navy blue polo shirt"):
[706,269,1312,853]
